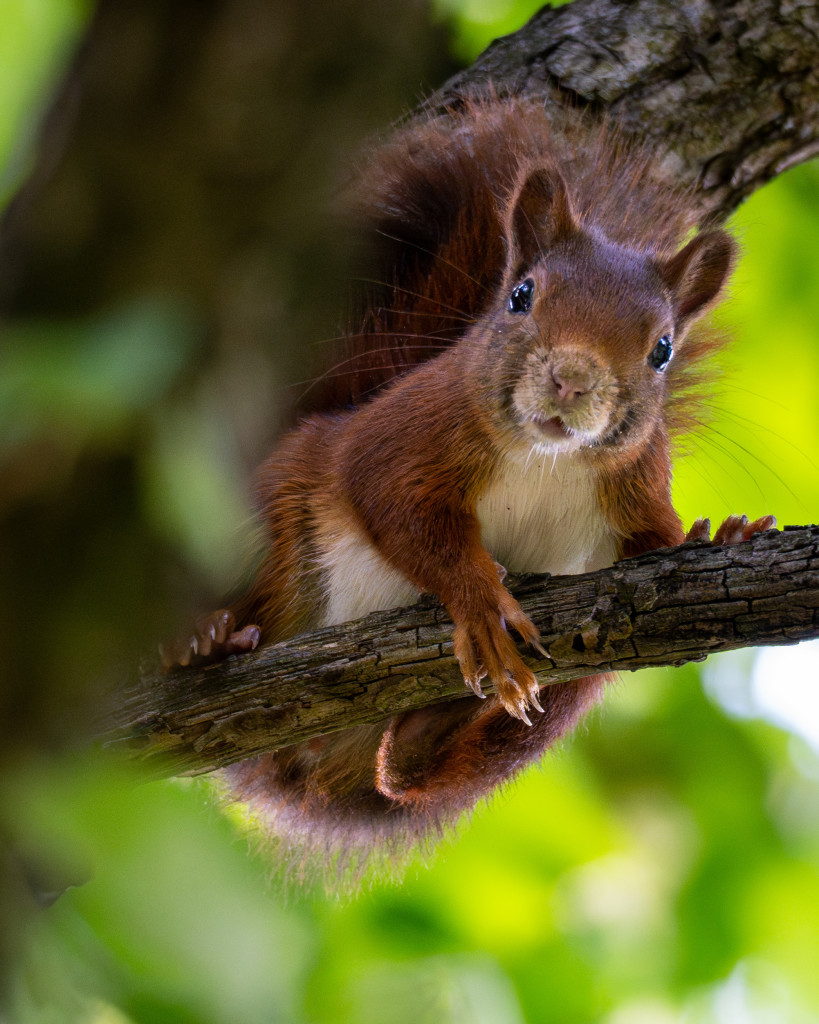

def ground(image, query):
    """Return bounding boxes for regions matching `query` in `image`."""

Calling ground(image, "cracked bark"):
[434,0,819,221]
[101,527,819,779]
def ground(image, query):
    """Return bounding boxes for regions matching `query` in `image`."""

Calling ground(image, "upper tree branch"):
[101,527,819,779]
[437,0,819,221]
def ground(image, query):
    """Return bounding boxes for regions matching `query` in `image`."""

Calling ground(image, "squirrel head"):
[475,163,736,457]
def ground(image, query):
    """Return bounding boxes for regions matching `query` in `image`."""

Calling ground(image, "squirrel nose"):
[551,369,589,403]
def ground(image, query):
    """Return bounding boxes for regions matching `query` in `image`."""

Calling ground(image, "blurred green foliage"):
[2,2,819,1024]
[430,0,567,62]
[0,0,89,205]
[673,160,819,530]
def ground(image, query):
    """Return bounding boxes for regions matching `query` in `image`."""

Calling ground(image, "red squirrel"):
[163,97,775,871]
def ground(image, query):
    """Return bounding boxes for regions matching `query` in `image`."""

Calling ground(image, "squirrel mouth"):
[530,414,573,441]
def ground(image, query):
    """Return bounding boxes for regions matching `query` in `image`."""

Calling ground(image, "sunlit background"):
[2,1,819,1022]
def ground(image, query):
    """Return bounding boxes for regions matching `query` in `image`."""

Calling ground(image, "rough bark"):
[101,527,819,778]
[435,0,819,222]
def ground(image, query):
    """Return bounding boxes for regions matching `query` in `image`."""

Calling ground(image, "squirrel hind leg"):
[376,675,607,813]
[160,608,260,670]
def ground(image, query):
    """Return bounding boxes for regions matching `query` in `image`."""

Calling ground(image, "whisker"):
[711,380,791,414]
[684,428,760,492]
[292,343,450,394]
[373,228,490,294]
[677,446,734,507]
[709,405,818,474]
[353,277,478,320]
[364,306,476,326]
[293,359,443,391]
[683,419,804,507]
[309,326,465,350]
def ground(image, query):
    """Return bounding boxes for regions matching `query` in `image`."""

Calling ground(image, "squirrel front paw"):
[452,590,547,725]
[685,514,777,545]
[160,608,260,670]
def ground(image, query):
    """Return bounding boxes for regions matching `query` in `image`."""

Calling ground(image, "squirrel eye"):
[508,278,534,314]
[649,334,673,372]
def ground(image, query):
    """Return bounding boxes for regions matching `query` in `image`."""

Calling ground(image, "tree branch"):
[436,0,819,221]
[100,527,819,779]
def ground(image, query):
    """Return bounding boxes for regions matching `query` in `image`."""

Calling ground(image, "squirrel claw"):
[685,517,711,542]
[712,514,748,545]
[528,686,545,714]
[465,674,487,699]
[714,513,776,544]
[228,624,261,655]
[506,699,532,727]
[454,635,536,720]
[161,610,261,670]
[201,609,232,645]
[687,514,777,546]
[452,591,545,723]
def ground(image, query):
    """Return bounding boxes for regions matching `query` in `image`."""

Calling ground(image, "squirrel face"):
[471,162,736,458]
[499,233,678,455]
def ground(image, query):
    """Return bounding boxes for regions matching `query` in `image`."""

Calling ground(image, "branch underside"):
[101,526,819,779]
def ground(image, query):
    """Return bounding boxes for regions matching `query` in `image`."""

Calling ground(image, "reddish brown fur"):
[304,100,705,414]
[178,98,746,879]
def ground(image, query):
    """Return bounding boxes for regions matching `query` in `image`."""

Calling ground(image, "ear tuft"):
[504,164,576,276]
[661,230,736,330]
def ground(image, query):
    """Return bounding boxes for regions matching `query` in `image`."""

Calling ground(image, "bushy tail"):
[222,675,607,887]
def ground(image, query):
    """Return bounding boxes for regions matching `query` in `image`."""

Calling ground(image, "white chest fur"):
[317,449,619,628]
[317,514,420,628]
[475,448,619,576]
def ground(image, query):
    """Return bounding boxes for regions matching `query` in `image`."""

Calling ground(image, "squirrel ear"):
[661,230,736,331]
[505,165,575,275]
